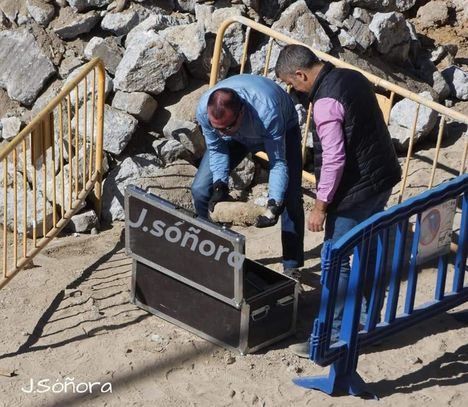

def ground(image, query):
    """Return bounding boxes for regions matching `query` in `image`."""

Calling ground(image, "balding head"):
[207,88,242,120]
[206,88,244,134]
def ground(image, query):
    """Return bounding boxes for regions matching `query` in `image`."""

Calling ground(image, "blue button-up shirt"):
[196,74,298,203]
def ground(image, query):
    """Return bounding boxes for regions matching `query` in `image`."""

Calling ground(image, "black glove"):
[208,180,230,213]
[255,199,284,228]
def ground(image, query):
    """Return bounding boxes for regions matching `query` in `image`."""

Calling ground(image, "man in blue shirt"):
[191,74,304,273]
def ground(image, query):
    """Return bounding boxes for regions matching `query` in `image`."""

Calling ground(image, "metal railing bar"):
[0,173,100,289]
[428,116,446,189]
[239,26,251,74]
[22,140,27,257]
[404,214,421,314]
[398,104,420,204]
[210,16,468,125]
[0,59,105,160]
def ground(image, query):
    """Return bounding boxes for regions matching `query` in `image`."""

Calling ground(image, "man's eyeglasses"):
[210,105,243,133]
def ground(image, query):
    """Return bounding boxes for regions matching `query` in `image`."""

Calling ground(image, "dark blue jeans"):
[322,189,392,339]
[191,126,304,269]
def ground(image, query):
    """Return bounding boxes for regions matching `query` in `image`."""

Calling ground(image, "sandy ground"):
[0,216,467,407]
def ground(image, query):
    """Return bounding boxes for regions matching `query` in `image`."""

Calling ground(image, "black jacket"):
[309,62,401,212]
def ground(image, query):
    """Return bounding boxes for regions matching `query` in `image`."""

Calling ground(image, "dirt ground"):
[0,210,467,407]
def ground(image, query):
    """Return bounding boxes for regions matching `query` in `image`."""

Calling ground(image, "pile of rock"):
[0,0,466,228]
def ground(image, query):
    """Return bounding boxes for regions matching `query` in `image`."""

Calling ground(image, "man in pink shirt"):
[275,44,401,357]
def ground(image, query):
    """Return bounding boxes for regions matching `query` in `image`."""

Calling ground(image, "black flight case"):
[125,185,299,355]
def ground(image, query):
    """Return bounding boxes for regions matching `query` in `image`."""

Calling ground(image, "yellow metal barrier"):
[0,58,105,289]
[209,16,468,200]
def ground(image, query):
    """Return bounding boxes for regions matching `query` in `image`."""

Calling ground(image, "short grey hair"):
[275,44,320,78]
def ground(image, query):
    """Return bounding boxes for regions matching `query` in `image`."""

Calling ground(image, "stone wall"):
[0,0,466,227]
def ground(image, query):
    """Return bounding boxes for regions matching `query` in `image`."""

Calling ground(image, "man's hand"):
[208,180,230,213]
[255,199,284,228]
[308,201,327,232]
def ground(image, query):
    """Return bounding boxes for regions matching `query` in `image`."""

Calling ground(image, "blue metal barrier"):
[294,174,468,397]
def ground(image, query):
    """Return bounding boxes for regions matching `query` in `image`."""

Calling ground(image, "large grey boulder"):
[272,0,332,53]
[411,55,451,101]
[187,35,230,81]
[432,70,451,101]
[352,7,372,23]
[343,16,375,51]
[97,104,138,155]
[249,42,281,78]
[207,7,246,67]
[0,30,56,106]
[152,138,190,164]
[243,0,293,25]
[442,66,468,101]
[74,104,138,155]
[30,80,62,118]
[102,153,162,221]
[157,82,209,127]
[452,0,468,21]
[125,13,194,48]
[66,209,99,233]
[230,155,255,191]
[53,8,100,40]
[101,9,139,36]
[59,56,84,78]
[67,0,112,12]
[143,160,197,211]
[26,0,55,26]
[250,0,331,76]
[416,1,449,30]
[193,3,212,28]
[160,22,205,63]
[163,119,206,160]
[0,117,22,141]
[389,91,438,149]
[338,29,357,50]
[324,0,350,23]
[369,12,410,62]
[0,0,20,23]
[84,36,123,75]
[112,91,158,123]
[114,31,184,95]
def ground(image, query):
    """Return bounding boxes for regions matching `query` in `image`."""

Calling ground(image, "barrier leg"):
[293,355,376,398]
[294,242,378,398]
[293,362,377,398]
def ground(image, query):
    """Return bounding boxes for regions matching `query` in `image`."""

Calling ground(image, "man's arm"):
[309,97,346,232]
[196,110,230,184]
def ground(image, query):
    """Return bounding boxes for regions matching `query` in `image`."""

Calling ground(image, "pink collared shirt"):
[312,97,346,204]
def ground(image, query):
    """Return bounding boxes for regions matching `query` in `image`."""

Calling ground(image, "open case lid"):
[125,185,246,307]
